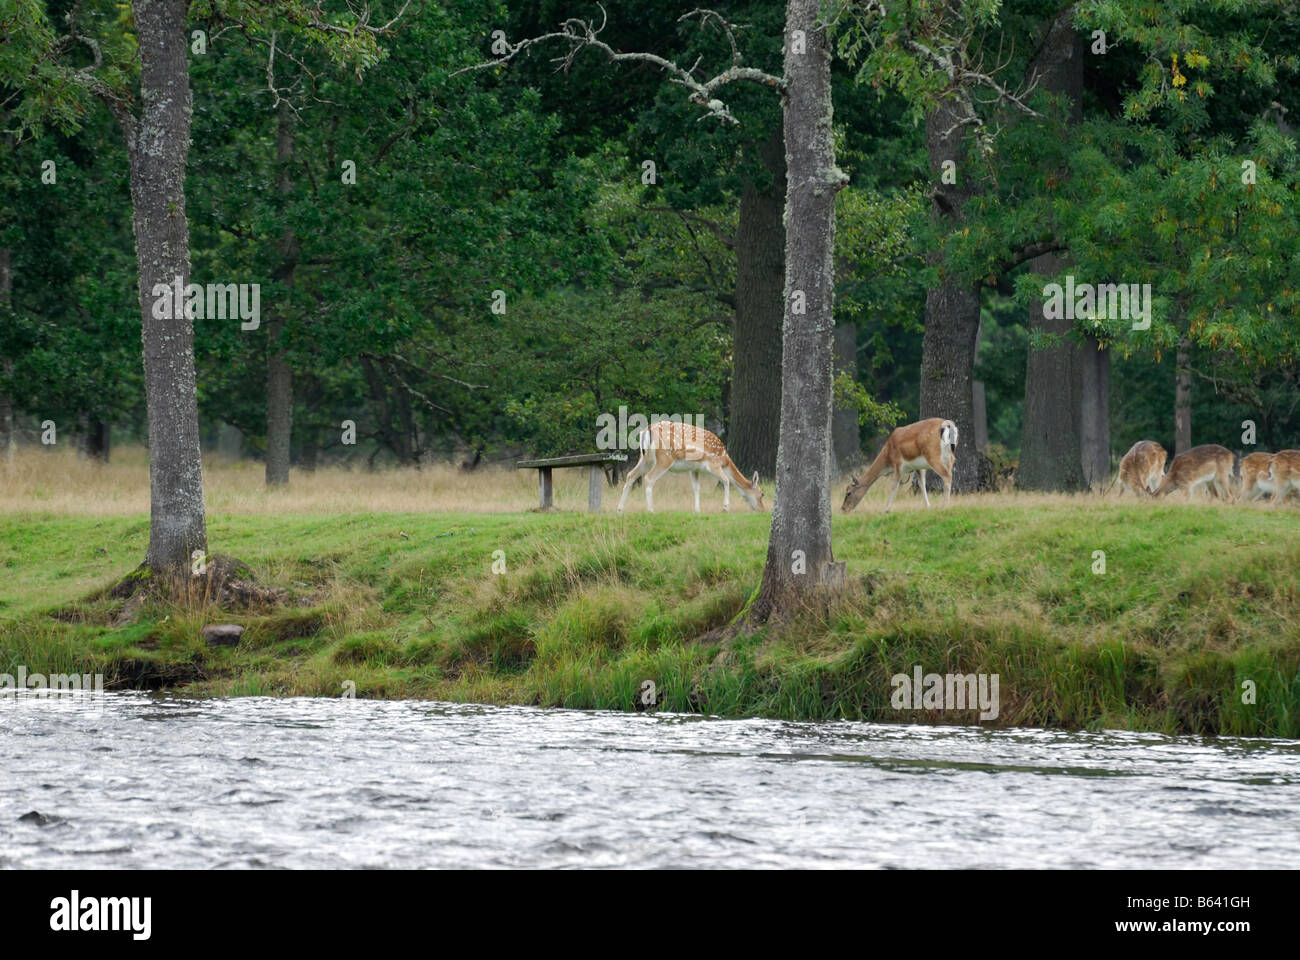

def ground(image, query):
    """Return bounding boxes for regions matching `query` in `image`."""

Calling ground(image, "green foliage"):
[833,371,905,432]
[2,0,1297,467]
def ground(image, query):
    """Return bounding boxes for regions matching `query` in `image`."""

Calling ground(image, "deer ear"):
[752,471,759,487]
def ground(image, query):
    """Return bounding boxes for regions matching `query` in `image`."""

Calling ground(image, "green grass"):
[1,502,1297,736]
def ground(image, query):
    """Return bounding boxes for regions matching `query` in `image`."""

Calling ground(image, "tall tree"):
[1016,6,1087,492]
[918,97,983,491]
[751,0,848,617]
[123,0,207,576]
[11,0,408,578]
[266,101,296,488]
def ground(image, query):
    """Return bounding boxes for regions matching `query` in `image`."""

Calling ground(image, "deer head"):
[743,471,766,511]
[841,476,867,513]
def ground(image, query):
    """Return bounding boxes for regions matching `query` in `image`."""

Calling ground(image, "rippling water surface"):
[2,693,1297,868]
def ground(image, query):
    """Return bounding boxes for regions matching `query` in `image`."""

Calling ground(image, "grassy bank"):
[2,461,1298,736]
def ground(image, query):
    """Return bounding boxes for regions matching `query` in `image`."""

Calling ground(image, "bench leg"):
[588,465,602,511]
[539,467,553,509]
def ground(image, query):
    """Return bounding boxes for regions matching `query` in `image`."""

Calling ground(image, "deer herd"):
[1110,439,1300,503]
[616,416,1297,514]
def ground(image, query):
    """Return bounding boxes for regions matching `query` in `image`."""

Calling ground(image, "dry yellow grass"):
[0,445,1269,516]
[0,445,765,515]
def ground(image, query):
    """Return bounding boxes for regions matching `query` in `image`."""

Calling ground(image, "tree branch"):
[997,238,1067,275]
[451,4,785,125]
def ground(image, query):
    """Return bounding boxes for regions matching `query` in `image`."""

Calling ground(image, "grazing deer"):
[1114,440,1168,497]
[1152,444,1237,500]
[1239,452,1277,502]
[1264,450,1300,504]
[616,421,765,514]
[841,417,958,513]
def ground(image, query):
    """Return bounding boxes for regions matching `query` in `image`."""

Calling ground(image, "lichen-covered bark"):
[266,101,297,488]
[127,0,207,576]
[751,0,847,621]
[730,124,786,481]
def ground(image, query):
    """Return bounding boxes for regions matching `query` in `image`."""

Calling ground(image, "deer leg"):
[691,471,701,514]
[883,471,903,513]
[644,461,673,513]
[937,465,953,506]
[918,469,932,508]
[617,454,650,513]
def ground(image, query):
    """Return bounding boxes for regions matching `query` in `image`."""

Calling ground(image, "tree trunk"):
[266,322,292,483]
[127,0,207,577]
[1079,334,1110,487]
[1175,336,1192,456]
[266,101,297,488]
[832,322,860,474]
[77,414,111,462]
[0,246,13,467]
[750,1,847,622]
[217,422,244,459]
[1017,245,1087,492]
[730,124,786,480]
[1017,9,1087,492]
[919,98,982,492]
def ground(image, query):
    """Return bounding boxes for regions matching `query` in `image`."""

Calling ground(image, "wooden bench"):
[516,453,629,511]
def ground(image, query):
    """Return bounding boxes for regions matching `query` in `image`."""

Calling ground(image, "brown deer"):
[1273,450,1300,502]
[1239,452,1277,502]
[841,418,958,513]
[616,420,764,514]
[1152,444,1237,500]
[1245,449,1300,504]
[1114,440,1168,497]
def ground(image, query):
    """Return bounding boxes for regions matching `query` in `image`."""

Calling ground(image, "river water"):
[2,692,1297,869]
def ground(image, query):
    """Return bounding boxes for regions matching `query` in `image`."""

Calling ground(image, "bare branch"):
[451,3,784,125]
[301,0,413,37]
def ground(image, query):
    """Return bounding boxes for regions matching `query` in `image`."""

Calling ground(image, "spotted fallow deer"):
[616,421,765,514]
[841,417,958,513]
[1271,450,1300,502]
[1152,444,1237,500]
[1114,440,1168,497]
[1244,449,1300,504]
[1239,452,1277,502]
